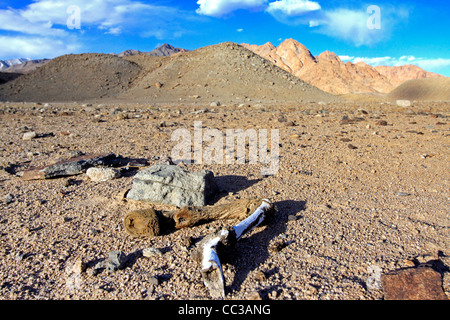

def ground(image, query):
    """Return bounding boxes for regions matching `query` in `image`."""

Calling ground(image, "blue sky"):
[1,0,449,76]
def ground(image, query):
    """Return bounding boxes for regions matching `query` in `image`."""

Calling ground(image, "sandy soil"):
[0,100,448,300]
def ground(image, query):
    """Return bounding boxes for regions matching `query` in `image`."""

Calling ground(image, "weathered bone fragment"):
[194,228,235,299]
[123,208,161,238]
[123,198,267,239]
[193,199,276,298]
[233,199,274,240]
[173,198,265,229]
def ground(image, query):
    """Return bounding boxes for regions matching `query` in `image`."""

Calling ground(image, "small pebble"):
[148,276,159,286]
[4,193,14,204]
[142,247,163,258]
[397,192,411,196]
[22,131,37,140]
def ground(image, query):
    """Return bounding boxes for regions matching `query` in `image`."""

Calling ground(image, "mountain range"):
[0,40,446,98]
[0,42,338,104]
[117,43,188,58]
[241,39,444,95]
[0,58,30,70]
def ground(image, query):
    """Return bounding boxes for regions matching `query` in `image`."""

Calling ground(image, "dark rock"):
[21,153,120,180]
[376,120,388,126]
[4,193,14,204]
[93,251,129,274]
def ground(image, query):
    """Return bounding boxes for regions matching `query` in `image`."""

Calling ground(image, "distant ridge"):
[388,77,450,101]
[0,58,30,70]
[117,43,188,58]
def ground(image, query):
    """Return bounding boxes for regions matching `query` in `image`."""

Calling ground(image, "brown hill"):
[0,72,22,85]
[118,42,339,105]
[375,65,444,88]
[0,53,142,102]
[0,42,339,104]
[242,39,443,95]
[387,77,450,101]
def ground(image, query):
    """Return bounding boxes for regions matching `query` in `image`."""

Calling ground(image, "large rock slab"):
[382,266,448,300]
[126,164,218,207]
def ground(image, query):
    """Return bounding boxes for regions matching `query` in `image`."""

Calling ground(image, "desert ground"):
[0,99,448,300]
[0,42,448,301]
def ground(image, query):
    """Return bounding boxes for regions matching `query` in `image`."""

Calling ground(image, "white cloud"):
[16,0,191,36]
[196,0,321,21]
[0,8,67,36]
[313,6,409,46]
[196,0,267,17]
[266,0,320,17]
[340,55,450,73]
[309,20,320,27]
[415,58,450,71]
[237,28,244,32]
[0,35,80,59]
[0,0,200,59]
[317,9,380,46]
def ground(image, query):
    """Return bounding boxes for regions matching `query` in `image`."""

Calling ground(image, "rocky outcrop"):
[242,39,444,95]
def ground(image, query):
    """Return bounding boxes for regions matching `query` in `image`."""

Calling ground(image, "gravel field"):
[0,100,448,301]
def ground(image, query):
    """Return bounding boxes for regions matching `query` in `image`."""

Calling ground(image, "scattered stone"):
[285,121,296,126]
[142,247,163,258]
[22,131,37,140]
[86,167,121,182]
[348,144,358,149]
[21,153,120,180]
[366,265,383,290]
[246,291,262,300]
[126,164,219,207]
[210,101,221,107]
[382,266,448,300]
[396,100,411,107]
[148,276,159,286]
[115,112,128,120]
[14,251,27,261]
[154,82,163,88]
[397,192,411,197]
[65,259,86,275]
[254,270,267,282]
[376,120,388,126]
[269,240,287,253]
[93,251,129,274]
[4,193,14,204]
[182,236,195,248]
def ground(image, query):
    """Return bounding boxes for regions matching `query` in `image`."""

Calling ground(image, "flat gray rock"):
[127,164,218,207]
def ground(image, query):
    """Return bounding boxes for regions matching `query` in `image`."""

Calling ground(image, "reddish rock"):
[382,267,448,300]
[242,39,443,95]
